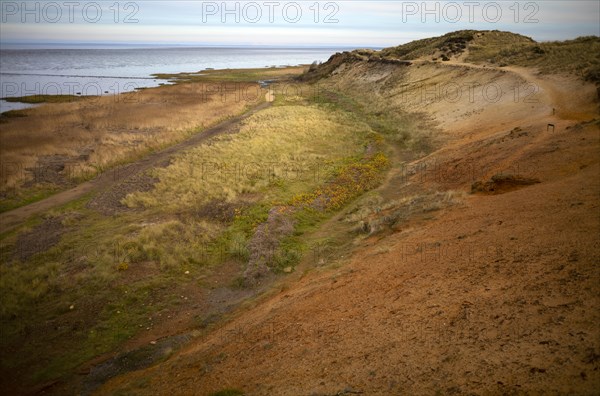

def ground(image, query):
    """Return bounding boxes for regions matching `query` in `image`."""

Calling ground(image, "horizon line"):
[0,42,377,50]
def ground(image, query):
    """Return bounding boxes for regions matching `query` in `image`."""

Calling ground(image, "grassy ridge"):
[468,34,600,82]
[380,30,484,60]
[321,30,600,83]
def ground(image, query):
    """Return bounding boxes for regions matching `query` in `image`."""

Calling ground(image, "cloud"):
[1,1,598,47]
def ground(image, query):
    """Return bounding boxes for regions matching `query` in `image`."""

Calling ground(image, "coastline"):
[0,47,339,113]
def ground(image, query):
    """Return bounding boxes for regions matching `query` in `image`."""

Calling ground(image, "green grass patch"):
[0,184,61,213]
[306,83,432,153]
[0,204,202,384]
[290,152,389,211]
[122,104,370,211]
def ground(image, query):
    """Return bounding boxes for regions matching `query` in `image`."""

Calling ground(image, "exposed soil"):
[13,215,66,262]
[471,174,541,195]
[86,170,160,216]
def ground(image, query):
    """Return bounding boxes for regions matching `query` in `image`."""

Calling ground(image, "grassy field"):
[0,80,262,212]
[0,67,420,392]
[123,104,369,210]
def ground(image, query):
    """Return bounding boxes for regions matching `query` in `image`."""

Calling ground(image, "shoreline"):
[0,46,339,112]
[0,64,313,113]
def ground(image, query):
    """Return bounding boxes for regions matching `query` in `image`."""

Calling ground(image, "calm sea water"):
[0,47,340,112]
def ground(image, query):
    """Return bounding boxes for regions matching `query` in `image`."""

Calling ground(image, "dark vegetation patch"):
[0,109,29,119]
[81,333,191,395]
[471,174,541,195]
[380,30,481,60]
[243,206,296,284]
[22,154,93,188]
[192,199,240,224]
[3,95,93,104]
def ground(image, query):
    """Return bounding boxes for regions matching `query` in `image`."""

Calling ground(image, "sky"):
[1,1,599,48]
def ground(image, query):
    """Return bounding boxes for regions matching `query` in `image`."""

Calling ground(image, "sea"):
[0,47,342,113]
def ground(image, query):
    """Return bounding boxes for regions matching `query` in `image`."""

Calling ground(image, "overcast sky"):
[1,1,599,48]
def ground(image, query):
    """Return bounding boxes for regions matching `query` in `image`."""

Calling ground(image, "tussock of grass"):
[346,190,467,235]
[123,218,225,269]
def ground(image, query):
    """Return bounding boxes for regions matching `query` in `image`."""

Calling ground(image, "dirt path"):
[410,59,596,182]
[0,101,272,232]
[449,62,558,181]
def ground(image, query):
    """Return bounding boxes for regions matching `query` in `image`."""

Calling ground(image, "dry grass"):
[380,30,482,60]
[346,190,467,235]
[0,82,261,190]
[123,104,370,211]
